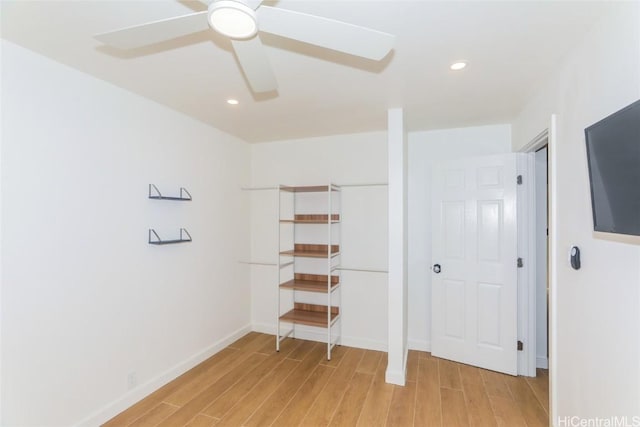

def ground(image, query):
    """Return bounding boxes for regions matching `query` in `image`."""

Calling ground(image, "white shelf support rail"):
[338,183,387,188]
[338,184,343,347]
[292,185,297,341]
[241,183,387,191]
[241,186,279,191]
[327,183,332,360]
[336,267,388,273]
[238,261,277,266]
[276,185,281,352]
[279,328,294,343]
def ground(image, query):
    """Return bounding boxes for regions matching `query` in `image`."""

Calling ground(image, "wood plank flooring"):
[104,333,549,427]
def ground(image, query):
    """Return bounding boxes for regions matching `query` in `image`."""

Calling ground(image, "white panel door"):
[431,154,518,375]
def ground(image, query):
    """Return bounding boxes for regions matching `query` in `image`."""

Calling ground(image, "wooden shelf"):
[280,185,340,193]
[280,214,340,224]
[279,303,340,327]
[280,244,340,258]
[280,274,339,293]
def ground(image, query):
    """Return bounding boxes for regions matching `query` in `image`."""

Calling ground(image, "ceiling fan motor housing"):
[208,0,258,40]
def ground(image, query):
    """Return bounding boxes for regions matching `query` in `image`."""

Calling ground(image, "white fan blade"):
[231,36,278,93]
[257,6,395,61]
[95,12,209,49]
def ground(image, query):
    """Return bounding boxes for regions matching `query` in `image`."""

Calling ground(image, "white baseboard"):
[385,369,406,385]
[74,324,252,427]
[251,323,388,352]
[536,356,549,369]
[251,322,274,335]
[407,338,431,352]
[385,346,408,386]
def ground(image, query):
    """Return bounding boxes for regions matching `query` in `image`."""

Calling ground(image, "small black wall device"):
[570,246,581,270]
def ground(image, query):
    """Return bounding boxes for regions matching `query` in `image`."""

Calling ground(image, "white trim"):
[517,129,549,378]
[251,323,275,335]
[385,370,406,386]
[519,129,549,152]
[385,346,408,385]
[516,153,537,377]
[73,324,252,427]
[525,152,538,377]
[537,356,549,369]
[407,339,430,352]
[548,114,558,426]
[251,323,388,352]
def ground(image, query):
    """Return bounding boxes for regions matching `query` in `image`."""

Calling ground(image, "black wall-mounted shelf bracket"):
[148,228,192,245]
[148,184,192,201]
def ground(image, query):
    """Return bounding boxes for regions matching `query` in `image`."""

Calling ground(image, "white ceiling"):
[1,1,612,143]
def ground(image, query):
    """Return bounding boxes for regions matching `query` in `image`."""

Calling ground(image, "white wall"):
[512,3,640,422]
[1,41,251,426]
[407,124,512,351]
[249,131,389,351]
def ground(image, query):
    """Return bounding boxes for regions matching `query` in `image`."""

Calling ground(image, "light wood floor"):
[104,332,549,427]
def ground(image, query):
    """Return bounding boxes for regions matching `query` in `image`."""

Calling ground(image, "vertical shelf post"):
[292,186,297,341]
[276,185,281,352]
[327,184,332,360]
[337,185,342,347]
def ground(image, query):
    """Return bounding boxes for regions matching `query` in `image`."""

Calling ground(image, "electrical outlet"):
[127,371,137,390]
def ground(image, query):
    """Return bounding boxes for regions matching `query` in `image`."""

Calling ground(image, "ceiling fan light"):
[208,1,258,40]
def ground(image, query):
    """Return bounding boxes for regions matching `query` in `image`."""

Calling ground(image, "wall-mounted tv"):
[585,99,640,236]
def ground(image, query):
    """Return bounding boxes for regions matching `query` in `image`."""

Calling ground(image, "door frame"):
[517,115,557,425]
[517,130,547,377]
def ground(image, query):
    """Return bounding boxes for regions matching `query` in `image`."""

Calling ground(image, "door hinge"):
[517,341,523,351]
[517,175,523,185]
[517,257,524,268]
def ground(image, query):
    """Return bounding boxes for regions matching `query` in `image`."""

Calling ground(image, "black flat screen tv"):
[585,99,640,236]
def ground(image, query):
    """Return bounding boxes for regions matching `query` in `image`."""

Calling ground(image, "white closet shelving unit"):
[276,184,342,360]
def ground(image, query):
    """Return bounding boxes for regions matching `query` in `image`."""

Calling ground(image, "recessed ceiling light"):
[227,99,239,105]
[450,61,467,71]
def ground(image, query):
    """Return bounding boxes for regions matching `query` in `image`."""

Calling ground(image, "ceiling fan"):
[94,0,396,93]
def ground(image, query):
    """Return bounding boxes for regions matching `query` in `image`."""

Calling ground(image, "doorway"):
[519,121,555,426]
[429,140,551,376]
